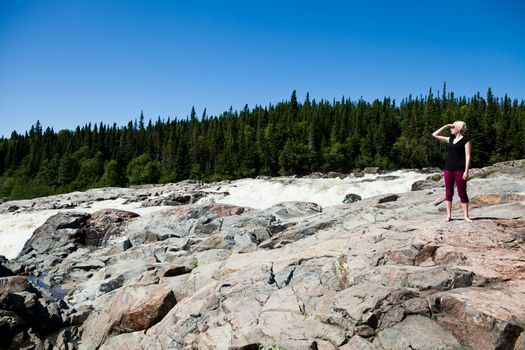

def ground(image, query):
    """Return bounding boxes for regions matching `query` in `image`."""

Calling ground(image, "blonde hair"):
[453,121,467,134]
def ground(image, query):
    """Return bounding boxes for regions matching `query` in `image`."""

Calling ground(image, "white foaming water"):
[0,171,428,259]
[0,210,61,261]
[207,170,428,209]
[0,198,171,259]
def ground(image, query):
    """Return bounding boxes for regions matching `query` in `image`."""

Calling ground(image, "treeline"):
[0,86,524,200]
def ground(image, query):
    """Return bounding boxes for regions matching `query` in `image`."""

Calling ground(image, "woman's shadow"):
[448,216,520,221]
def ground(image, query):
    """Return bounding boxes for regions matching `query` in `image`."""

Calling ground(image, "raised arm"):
[463,141,471,180]
[432,124,453,143]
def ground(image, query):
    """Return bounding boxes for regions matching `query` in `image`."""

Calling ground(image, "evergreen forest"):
[1,86,524,201]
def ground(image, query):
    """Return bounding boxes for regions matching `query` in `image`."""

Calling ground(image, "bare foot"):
[464,217,473,223]
[445,216,451,222]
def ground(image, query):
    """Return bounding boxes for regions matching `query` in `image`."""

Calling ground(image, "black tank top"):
[444,135,469,171]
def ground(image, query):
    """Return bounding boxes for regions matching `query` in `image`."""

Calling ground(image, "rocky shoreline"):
[0,161,524,349]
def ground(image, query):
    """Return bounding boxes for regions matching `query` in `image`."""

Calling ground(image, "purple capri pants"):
[444,170,469,203]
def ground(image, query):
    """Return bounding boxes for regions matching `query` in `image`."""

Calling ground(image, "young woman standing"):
[432,121,473,222]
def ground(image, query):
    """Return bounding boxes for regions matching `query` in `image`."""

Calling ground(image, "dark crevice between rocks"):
[375,255,387,266]
[431,297,443,316]
[267,264,276,286]
[235,343,260,350]
[219,283,232,292]
[247,232,260,245]
[218,218,224,233]
[510,329,525,350]
[163,266,192,277]
[284,268,295,286]
[364,312,379,329]
[291,286,306,316]
[501,324,524,350]
[0,256,15,277]
[427,298,434,318]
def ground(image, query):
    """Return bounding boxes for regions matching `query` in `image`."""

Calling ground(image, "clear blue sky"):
[1,0,524,138]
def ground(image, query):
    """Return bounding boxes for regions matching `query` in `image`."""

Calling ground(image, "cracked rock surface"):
[0,161,524,349]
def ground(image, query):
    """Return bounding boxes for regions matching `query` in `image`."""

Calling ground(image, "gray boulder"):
[19,212,89,257]
[377,194,399,204]
[343,193,362,204]
[411,173,443,191]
